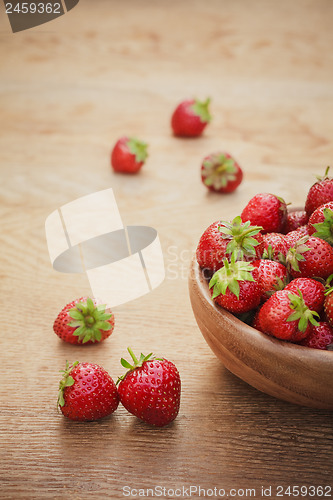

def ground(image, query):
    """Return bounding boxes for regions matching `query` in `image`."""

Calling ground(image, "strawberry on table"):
[196,216,264,273]
[305,166,333,216]
[299,322,333,350]
[117,348,181,427]
[171,98,211,137]
[209,253,262,313]
[201,152,243,193]
[308,201,333,245]
[111,136,148,174]
[58,361,119,421]
[241,193,288,234]
[53,297,114,345]
[286,236,333,280]
[258,289,319,342]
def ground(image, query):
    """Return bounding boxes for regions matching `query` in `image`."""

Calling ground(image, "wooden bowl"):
[189,257,333,410]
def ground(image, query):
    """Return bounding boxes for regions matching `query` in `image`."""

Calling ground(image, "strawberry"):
[252,307,264,332]
[285,210,309,233]
[196,216,264,274]
[286,236,333,280]
[209,253,262,313]
[117,348,181,427]
[308,201,333,245]
[252,259,289,301]
[299,322,333,350]
[305,166,333,216]
[262,232,288,262]
[111,136,148,173]
[284,277,325,313]
[258,289,319,342]
[53,297,114,345]
[241,193,288,234]
[201,152,243,193]
[284,226,310,250]
[323,277,333,328]
[171,98,211,137]
[58,361,119,421]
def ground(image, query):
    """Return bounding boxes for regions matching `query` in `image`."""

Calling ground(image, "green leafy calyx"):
[312,207,333,245]
[262,244,286,265]
[286,236,310,273]
[209,252,255,300]
[68,297,113,343]
[286,290,319,332]
[316,166,331,182]
[218,216,263,260]
[202,153,238,190]
[57,361,79,407]
[116,347,162,385]
[127,137,148,163]
[191,98,212,123]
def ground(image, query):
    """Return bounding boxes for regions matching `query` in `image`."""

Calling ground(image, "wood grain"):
[0,0,333,498]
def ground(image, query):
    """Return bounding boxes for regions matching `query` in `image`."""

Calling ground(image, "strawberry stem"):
[67,298,113,343]
[117,348,160,385]
[57,361,79,407]
[127,347,139,366]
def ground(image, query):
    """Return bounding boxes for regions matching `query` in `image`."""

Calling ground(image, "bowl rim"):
[190,256,333,361]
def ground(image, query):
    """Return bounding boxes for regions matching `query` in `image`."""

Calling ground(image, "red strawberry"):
[209,254,262,313]
[284,226,310,250]
[284,277,325,313]
[201,152,243,193]
[305,166,333,216]
[308,201,333,245]
[252,259,289,301]
[262,232,288,262]
[258,289,319,342]
[53,297,114,345]
[171,98,211,137]
[252,307,264,332]
[323,279,333,329]
[58,361,119,421]
[117,348,181,427]
[285,210,309,233]
[111,136,148,173]
[241,193,288,234]
[196,216,264,273]
[286,236,333,280]
[299,322,333,350]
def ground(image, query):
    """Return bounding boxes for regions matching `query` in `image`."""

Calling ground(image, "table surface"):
[1,1,333,499]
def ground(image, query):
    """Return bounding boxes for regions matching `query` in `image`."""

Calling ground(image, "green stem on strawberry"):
[57,361,79,407]
[324,274,333,296]
[316,166,330,182]
[286,235,310,273]
[209,251,255,299]
[312,207,333,245]
[218,216,263,260]
[191,97,212,123]
[202,154,238,189]
[287,290,320,332]
[117,348,162,385]
[127,137,148,163]
[67,297,113,343]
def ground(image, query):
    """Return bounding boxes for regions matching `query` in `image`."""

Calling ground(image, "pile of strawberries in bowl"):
[196,168,333,351]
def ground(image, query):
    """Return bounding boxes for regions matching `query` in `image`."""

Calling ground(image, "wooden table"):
[1,1,332,498]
